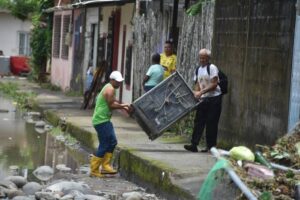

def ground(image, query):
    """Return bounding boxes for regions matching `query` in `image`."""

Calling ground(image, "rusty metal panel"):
[213,0,296,146]
[288,15,300,131]
[132,72,198,140]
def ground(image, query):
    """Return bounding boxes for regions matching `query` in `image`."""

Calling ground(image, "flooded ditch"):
[0,95,165,200]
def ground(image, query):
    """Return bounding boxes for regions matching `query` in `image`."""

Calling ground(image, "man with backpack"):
[184,48,224,153]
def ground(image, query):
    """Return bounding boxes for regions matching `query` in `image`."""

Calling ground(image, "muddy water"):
[0,96,166,199]
[0,96,82,180]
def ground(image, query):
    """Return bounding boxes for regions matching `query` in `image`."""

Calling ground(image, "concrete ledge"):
[117,148,195,200]
[38,107,195,199]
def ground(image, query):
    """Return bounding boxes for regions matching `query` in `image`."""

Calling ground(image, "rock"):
[78,165,90,174]
[0,187,5,198]
[46,181,93,195]
[56,164,72,173]
[9,165,19,175]
[12,196,32,200]
[35,191,60,200]
[25,112,41,117]
[0,180,18,189]
[22,182,42,195]
[76,194,107,200]
[26,118,35,124]
[35,127,46,134]
[144,193,158,200]
[122,192,143,200]
[5,176,27,188]
[61,190,84,199]
[33,166,54,181]
[35,121,46,128]
[5,188,24,199]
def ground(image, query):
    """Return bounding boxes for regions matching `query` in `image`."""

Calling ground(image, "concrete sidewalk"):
[3,78,220,200]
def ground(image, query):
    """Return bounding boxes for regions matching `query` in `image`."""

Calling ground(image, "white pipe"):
[210,147,258,200]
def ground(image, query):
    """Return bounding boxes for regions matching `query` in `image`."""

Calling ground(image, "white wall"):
[0,12,32,56]
[119,3,134,104]
[83,7,99,78]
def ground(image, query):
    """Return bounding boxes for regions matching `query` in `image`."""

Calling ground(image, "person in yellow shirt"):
[160,41,177,79]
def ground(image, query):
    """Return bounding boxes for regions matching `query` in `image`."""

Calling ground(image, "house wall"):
[51,10,73,90]
[119,3,134,104]
[83,7,99,77]
[212,0,296,147]
[0,11,31,56]
[99,4,134,103]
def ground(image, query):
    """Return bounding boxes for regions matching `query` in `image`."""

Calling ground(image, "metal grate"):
[132,71,199,140]
[61,15,71,59]
[53,15,62,58]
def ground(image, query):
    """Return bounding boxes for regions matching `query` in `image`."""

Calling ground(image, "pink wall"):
[51,10,73,91]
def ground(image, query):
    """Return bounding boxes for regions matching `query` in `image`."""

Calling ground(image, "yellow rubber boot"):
[101,153,117,174]
[90,155,103,177]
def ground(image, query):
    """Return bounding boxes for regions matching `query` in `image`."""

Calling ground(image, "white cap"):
[109,71,124,82]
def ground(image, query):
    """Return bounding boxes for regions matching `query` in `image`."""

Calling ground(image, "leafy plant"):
[186,0,208,16]
[0,0,38,21]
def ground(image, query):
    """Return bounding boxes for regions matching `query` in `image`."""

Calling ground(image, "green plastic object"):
[198,158,229,200]
[255,151,272,169]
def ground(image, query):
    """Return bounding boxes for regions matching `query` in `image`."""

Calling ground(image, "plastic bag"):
[229,146,255,161]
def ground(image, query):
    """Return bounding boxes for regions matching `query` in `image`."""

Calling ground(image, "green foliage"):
[0,0,38,21]
[0,82,36,109]
[29,0,53,81]
[186,0,207,16]
[171,111,196,136]
[40,83,61,91]
[1,0,53,81]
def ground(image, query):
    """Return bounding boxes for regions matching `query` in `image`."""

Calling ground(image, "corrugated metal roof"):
[43,0,134,13]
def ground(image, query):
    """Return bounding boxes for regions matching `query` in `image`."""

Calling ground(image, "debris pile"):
[226,124,300,200]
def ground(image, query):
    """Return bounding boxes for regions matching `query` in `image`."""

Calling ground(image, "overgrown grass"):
[39,83,61,91]
[49,126,78,145]
[65,90,82,97]
[0,82,36,109]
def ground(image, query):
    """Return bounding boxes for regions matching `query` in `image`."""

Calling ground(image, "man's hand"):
[193,91,203,99]
[122,104,134,114]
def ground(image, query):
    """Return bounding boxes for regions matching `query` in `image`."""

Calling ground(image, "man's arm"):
[104,86,130,111]
[142,75,150,86]
[193,77,218,98]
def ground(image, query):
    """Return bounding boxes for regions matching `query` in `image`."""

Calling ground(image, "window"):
[53,15,62,58]
[18,32,30,56]
[61,15,71,59]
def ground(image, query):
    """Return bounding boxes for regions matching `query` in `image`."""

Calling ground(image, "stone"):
[5,176,27,188]
[5,188,24,199]
[35,120,46,128]
[33,166,54,181]
[46,181,92,195]
[35,191,59,200]
[12,196,32,200]
[22,182,42,195]
[76,194,108,200]
[56,164,72,173]
[122,192,143,200]
[0,180,18,189]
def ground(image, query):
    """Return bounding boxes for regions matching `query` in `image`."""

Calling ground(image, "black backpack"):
[195,64,228,95]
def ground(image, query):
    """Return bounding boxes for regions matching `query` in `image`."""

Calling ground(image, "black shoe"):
[184,144,198,152]
[200,148,209,153]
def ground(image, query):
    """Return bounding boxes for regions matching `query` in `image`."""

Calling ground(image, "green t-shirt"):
[145,64,164,86]
[92,83,113,125]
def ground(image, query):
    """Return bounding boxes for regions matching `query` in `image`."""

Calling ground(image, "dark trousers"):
[191,95,222,149]
[94,121,117,157]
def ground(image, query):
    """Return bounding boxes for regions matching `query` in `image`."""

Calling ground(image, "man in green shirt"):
[90,71,131,177]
